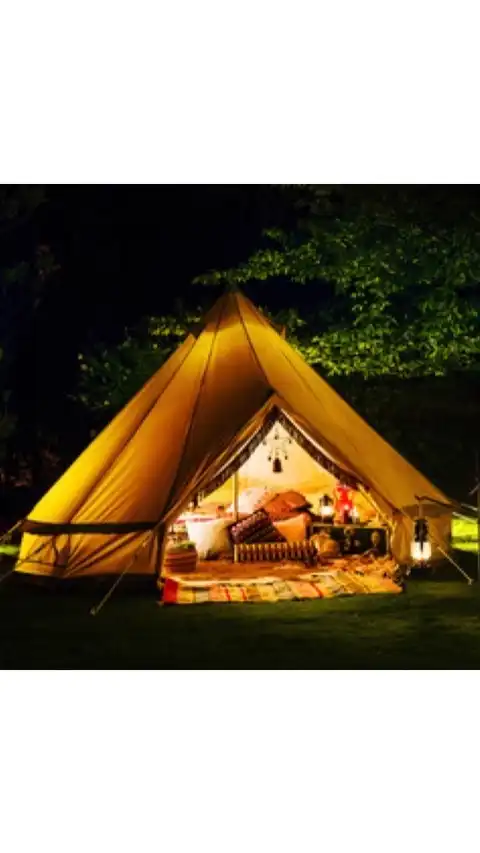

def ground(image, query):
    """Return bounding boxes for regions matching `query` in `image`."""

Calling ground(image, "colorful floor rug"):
[160,567,402,605]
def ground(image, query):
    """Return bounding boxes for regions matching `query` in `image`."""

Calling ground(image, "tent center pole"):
[233,468,239,523]
[233,469,239,562]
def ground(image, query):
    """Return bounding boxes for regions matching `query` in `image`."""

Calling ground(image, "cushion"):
[252,489,279,511]
[263,490,312,520]
[235,540,317,565]
[185,518,232,559]
[279,490,312,512]
[273,512,309,543]
[228,508,286,545]
[226,487,276,516]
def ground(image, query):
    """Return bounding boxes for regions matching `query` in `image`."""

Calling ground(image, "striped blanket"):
[160,568,402,605]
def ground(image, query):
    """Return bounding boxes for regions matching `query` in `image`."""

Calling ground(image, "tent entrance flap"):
[197,405,367,505]
[197,403,374,505]
[276,410,360,490]
[197,406,279,500]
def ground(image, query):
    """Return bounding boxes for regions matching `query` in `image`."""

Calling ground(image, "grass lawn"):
[452,515,479,553]
[1,519,478,669]
[0,553,479,669]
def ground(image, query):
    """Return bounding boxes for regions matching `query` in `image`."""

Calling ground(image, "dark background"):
[1,185,479,522]
[16,186,279,399]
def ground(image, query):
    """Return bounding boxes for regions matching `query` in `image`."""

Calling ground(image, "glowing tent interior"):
[15,287,453,580]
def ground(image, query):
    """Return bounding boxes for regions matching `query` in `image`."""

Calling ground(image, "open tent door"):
[201,421,371,520]
[195,407,380,526]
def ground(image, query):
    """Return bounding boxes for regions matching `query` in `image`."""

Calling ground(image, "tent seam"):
[155,292,228,524]
[235,294,274,392]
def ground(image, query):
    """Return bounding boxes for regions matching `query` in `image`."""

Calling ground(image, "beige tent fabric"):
[16,288,452,577]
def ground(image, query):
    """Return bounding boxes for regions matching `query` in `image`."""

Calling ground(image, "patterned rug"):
[160,563,402,605]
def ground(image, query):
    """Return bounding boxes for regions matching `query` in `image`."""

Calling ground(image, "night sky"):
[3,184,480,484]
[8,186,281,434]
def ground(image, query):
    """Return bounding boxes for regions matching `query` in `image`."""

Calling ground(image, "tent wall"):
[16,528,162,577]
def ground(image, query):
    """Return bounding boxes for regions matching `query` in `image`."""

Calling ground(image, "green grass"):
[1,554,480,668]
[2,527,479,668]
[0,543,20,556]
[452,515,479,553]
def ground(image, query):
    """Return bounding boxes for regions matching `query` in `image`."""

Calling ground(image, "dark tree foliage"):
[71,186,480,501]
[77,308,201,415]
[197,185,480,378]
[0,186,59,488]
[78,186,480,415]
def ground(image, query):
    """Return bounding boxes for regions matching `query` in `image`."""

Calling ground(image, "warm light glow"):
[320,504,335,520]
[410,540,432,561]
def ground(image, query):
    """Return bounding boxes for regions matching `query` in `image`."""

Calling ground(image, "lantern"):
[411,518,432,562]
[272,456,283,474]
[319,494,334,521]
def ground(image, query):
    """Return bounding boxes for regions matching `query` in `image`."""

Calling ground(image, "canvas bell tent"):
[15,288,453,579]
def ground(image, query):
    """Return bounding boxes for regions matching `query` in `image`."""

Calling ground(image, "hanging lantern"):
[272,456,283,474]
[411,518,432,562]
[319,494,334,521]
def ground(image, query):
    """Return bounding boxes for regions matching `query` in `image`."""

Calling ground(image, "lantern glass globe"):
[411,540,432,561]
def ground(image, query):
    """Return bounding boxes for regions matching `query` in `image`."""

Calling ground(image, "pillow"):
[229,508,286,545]
[185,518,232,559]
[226,487,276,516]
[263,490,311,520]
[272,512,309,543]
[279,490,312,512]
[252,489,279,511]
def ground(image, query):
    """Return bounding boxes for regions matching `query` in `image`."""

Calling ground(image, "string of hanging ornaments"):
[263,427,292,473]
